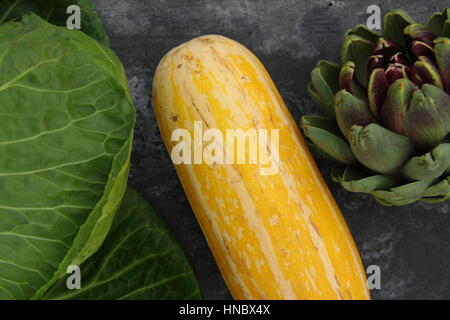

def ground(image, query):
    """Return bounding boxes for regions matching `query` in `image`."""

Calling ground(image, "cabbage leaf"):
[0,15,135,299]
[43,187,201,300]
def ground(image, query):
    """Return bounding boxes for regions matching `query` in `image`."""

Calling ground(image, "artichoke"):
[301,8,450,206]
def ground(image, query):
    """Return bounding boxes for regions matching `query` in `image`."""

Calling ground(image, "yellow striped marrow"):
[152,35,370,300]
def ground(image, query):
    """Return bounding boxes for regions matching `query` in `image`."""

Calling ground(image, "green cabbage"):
[0,8,200,300]
[0,14,134,299]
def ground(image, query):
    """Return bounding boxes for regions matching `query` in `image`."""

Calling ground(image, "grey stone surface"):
[94,0,450,300]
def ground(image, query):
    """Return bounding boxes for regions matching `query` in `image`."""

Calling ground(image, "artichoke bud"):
[404,24,437,47]
[303,8,450,205]
[404,88,449,150]
[411,56,444,88]
[434,37,450,94]
[380,78,418,135]
[411,41,435,59]
[368,68,389,119]
[348,123,414,175]
[334,90,373,139]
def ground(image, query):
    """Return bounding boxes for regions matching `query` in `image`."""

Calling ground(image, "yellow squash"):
[152,35,370,300]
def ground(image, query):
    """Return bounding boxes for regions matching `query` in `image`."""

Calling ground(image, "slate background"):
[94,0,450,300]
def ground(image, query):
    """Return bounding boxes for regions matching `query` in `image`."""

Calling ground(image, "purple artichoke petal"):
[390,52,410,65]
[334,90,373,139]
[385,63,412,83]
[380,78,418,134]
[373,37,404,58]
[368,68,389,119]
[411,56,444,89]
[338,61,356,92]
[339,61,367,101]
[368,55,385,76]
[411,41,435,59]
[404,24,437,47]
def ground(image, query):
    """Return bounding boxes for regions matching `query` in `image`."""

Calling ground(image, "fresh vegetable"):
[0,14,134,299]
[42,187,201,300]
[302,8,450,206]
[0,13,199,300]
[152,35,370,300]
